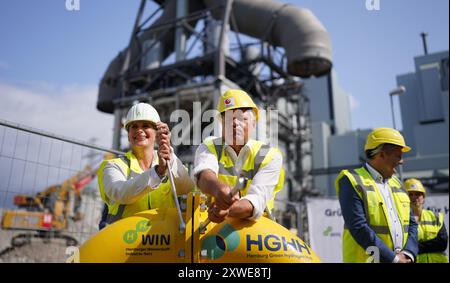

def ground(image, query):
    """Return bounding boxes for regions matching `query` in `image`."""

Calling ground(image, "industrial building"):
[304,47,449,197]
[397,49,449,191]
[1,0,447,264]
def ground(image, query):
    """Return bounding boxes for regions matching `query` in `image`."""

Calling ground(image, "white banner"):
[306,194,449,263]
[306,197,344,263]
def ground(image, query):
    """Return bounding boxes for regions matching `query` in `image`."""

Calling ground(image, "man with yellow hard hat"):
[405,178,448,263]
[335,127,418,263]
[193,89,284,223]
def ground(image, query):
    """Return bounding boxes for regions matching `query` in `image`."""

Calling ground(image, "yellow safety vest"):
[336,167,411,263]
[204,137,285,213]
[417,210,448,263]
[98,151,175,224]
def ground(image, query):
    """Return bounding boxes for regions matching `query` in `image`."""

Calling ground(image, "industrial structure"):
[302,35,449,197]
[96,0,333,234]
[397,44,449,191]
[302,70,353,196]
[0,1,447,264]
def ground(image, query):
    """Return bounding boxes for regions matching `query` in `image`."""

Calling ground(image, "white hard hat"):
[124,103,161,130]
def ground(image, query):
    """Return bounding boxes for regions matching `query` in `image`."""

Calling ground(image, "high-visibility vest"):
[203,137,285,213]
[336,166,411,263]
[417,210,448,263]
[98,151,175,224]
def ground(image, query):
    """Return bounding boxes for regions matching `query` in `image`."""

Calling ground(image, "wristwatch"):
[155,165,169,183]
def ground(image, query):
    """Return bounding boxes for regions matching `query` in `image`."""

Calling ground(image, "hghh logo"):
[366,0,380,11]
[245,234,311,254]
[66,0,80,11]
[122,220,151,244]
[201,224,240,259]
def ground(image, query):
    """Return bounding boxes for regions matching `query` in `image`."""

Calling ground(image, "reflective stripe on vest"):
[351,169,410,237]
[336,166,411,263]
[105,156,130,224]
[417,210,448,263]
[98,151,175,225]
[204,137,284,212]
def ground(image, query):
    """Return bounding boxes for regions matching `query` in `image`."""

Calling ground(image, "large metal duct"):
[146,0,332,77]
[97,49,128,113]
[204,0,332,78]
[97,0,332,113]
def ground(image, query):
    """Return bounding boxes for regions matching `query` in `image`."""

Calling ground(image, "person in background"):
[335,128,418,263]
[406,178,448,263]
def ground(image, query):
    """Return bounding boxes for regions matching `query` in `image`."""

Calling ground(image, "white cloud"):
[348,94,359,110]
[0,81,114,148]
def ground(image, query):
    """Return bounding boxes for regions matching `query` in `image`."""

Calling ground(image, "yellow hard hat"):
[364,127,411,152]
[217,89,259,121]
[124,103,161,130]
[405,178,426,197]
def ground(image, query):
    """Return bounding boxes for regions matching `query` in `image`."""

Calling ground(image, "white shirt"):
[366,163,414,262]
[193,140,282,221]
[102,150,194,206]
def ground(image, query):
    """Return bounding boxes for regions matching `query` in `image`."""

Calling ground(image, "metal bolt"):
[179,223,186,234]
[178,249,185,257]
[200,249,208,257]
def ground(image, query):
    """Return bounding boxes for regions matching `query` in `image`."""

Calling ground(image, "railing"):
[0,119,123,263]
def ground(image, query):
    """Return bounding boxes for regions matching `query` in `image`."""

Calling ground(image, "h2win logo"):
[122,220,151,244]
[201,224,240,259]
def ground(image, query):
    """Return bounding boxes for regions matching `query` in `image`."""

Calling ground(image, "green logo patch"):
[136,220,151,232]
[123,230,138,244]
[122,220,151,244]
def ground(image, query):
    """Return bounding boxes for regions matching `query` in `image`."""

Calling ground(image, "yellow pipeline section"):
[79,192,320,263]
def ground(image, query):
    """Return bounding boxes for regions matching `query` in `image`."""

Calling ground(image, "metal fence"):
[0,119,122,263]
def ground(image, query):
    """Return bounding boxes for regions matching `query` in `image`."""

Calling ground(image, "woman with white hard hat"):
[98,103,194,227]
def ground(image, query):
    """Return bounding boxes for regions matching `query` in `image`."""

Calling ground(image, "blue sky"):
[0,0,448,146]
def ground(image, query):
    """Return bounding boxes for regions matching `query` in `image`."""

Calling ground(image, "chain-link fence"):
[0,119,122,263]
